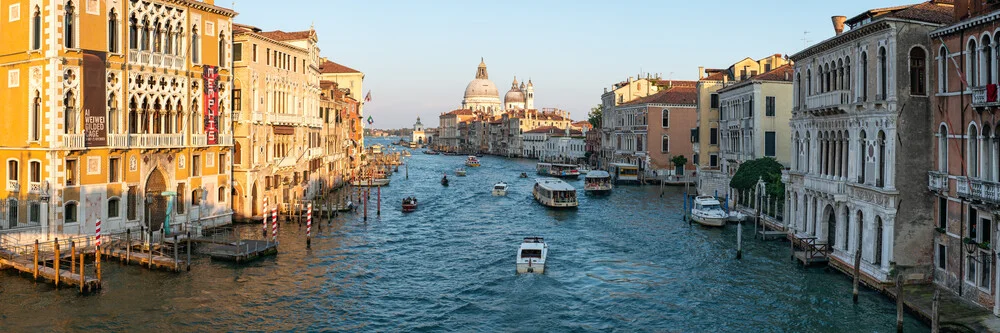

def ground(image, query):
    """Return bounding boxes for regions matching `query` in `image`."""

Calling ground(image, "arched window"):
[796,73,803,107]
[29,161,40,183]
[874,216,883,266]
[877,130,886,187]
[805,132,812,172]
[970,123,980,178]
[939,46,949,93]
[141,18,150,50]
[191,27,200,63]
[968,39,979,87]
[845,56,852,94]
[32,7,41,50]
[983,35,993,85]
[858,130,867,184]
[984,125,994,181]
[165,24,173,55]
[661,109,669,128]
[218,186,226,202]
[806,69,812,96]
[7,160,18,182]
[107,197,120,218]
[878,47,888,99]
[152,20,161,53]
[128,97,138,134]
[65,202,78,223]
[129,15,138,50]
[910,47,926,95]
[861,52,869,101]
[64,90,77,134]
[660,135,668,153]
[234,141,242,165]
[191,189,201,206]
[176,183,186,214]
[837,59,844,90]
[939,124,948,172]
[219,33,227,67]
[31,93,41,141]
[108,10,118,53]
[64,1,75,48]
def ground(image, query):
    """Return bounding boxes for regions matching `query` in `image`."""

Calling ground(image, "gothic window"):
[939,124,948,172]
[845,56,852,93]
[141,18,150,51]
[191,26,200,63]
[32,7,41,50]
[152,20,161,53]
[861,52,869,101]
[129,15,138,50]
[219,33,226,66]
[877,130,886,187]
[64,1,75,48]
[970,123,980,178]
[806,69,812,96]
[968,39,979,87]
[908,48,927,96]
[108,10,118,53]
[857,130,866,184]
[31,93,41,141]
[983,35,993,85]
[939,46,948,93]
[128,97,138,134]
[64,91,77,134]
[108,92,118,134]
[878,47,887,99]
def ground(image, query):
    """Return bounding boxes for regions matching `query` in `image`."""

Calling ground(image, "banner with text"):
[83,51,108,147]
[203,66,219,145]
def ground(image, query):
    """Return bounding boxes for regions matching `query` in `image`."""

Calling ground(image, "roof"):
[717,64,794,93]
[846,1,954,26]
[523,126,583,136]
[258,30,313,41]
[702,70,729,81]
[651,80,698,88]
[586,170,611,178]
[444,109,473,116]
[621,86,698,106]
[534,178,575,191]
[320,81,336,90]
[319,60,361,74]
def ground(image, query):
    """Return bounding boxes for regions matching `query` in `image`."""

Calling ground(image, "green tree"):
[729,157,785,202]
[588,104,603,128]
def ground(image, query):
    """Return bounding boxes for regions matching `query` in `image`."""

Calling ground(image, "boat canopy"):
[585,170,611,179]
[534,178,575,192]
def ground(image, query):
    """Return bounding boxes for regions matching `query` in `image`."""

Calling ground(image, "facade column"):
[882,214,894,272]
[886,129,897,189]
[806,195,815,235]
[798,192,807,233]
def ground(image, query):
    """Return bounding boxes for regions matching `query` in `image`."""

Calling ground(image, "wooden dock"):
[758,230,787,240]
[102,245,186,272]
[0,255,101,293]
[205,240,277,263]
[793,251,830,266]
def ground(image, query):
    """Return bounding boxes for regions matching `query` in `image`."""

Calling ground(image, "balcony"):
[6,180,18,192]
[270,113,302,125]
[956,177,1000,204]
[62,134,86,150]
[972,86,1000,108]
[190,134,208,147]
[28,182,42,194]
[108,133,130,149]
[307,147,324,159]
[174,56,185,70]
[928,171,949,193]
[128,134,184,149]
[805,90,851,112]
[215,134,234,146]
[804,175,847,201]
[251,112,264,123]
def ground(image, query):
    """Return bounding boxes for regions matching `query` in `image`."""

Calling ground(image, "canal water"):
[0,138,929,332]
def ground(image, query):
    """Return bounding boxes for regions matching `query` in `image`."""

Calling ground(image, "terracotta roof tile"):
[750,64,794,82]
[621,87,698,106]
[258,30,313,41]
[702,70,729,81]
[847,1,955,26]
[444,109,473,116]
[319,60,361,74]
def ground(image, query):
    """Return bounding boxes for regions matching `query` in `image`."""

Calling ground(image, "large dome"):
[465,79,499,98]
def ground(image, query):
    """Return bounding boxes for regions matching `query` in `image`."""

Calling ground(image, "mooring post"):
[126,228,132,264]
[377,185,381,216]
[186,231,191,272]
[79,253,85,294]
[736,222,743,260]
[853,244,862,304]
[70,240,76,275]
[896,274,904,333]
[53,238,60,288]
[96,244,101,283]
[932,289,940,333]
[173,235,179,272]
[33,240,39,280]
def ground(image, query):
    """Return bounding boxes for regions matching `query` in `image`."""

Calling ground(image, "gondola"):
[441,175,450,186]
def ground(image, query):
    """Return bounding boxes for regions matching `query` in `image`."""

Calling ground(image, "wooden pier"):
[789,235,830,267]
[0,240,102,293]
[101,244,186,272]
[205,240,277,263]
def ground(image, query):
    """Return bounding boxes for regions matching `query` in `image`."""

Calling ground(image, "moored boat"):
[536,163,580,179]
[466,156,481,167]
[691,196,727,227]
[492,181,508,196]
[584,170,613,194]
[516,237,548,274]
[532,178,578,208]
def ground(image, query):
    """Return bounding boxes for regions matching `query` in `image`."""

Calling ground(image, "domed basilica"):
[462,58,534,115]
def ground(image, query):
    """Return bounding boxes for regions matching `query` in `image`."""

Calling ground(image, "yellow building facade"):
[0,0,236,240]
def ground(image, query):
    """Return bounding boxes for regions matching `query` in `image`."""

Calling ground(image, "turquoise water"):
[0,139,929,332]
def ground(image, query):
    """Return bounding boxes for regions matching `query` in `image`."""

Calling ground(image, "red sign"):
[203,66,220,145]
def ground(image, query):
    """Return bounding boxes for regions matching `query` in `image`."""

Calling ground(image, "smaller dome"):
[505,89,525,104]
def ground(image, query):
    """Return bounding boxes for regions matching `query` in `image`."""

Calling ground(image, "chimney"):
[832,16,846,35]
[698,66,705,79]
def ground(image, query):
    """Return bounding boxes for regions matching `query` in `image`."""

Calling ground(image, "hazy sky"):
[234,0,916,129]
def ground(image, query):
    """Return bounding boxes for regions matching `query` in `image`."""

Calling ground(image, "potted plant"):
[670,155,688,176]
[979,241,991,250]
[935,226,946,234]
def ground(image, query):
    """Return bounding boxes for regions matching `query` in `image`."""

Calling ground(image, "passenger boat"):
[577,165,592,174]
[466,156,481,167]
[456,168,467,176]
[351,178,390,187]
[441,175,450,186]
[536,163,580,179]
[492,181,508,196]
[532,178,578,208]
[609,163,640,184]
[516,237,548,274]
[583,170,613,194]
[691,196,727,227]
[402,197,418,213]
[423,150,439,155]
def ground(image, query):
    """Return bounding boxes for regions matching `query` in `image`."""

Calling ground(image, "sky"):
[233,0,919,129]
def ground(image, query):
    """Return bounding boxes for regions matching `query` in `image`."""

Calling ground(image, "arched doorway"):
[144,168,168,232]
[825,204,836,246]
[233,185,243,221]
[251,183,259,216]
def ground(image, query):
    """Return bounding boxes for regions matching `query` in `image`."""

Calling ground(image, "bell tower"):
[476,58,489,79]
[525,79,535,109]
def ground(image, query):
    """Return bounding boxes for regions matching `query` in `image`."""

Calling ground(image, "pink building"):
[609,82,698,177]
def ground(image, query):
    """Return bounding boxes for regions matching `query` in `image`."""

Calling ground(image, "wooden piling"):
[896,274,904,333]
[33,240,39,280]
[736,222,743,259]
[853,245,862,303]
[96,244,101,282]
[173,235,179,272]
[126,229,132,264]
[70,241,76,274]
[53,238,60,288]
[932,289,940,333]
[186,231,191,272]
[79,253,85,293]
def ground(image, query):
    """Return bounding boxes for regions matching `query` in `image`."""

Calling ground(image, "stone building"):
[784,0,952,288]
[718,64,795,176]
[605,82,699,178]
[0,0,236,240]
[412,117,426,145]
[462,59,502,115]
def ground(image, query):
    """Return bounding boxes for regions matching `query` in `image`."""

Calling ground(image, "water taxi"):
[532,178,578,208]
[536,163,580,179]
[609,163,640,184]
[351,178,390,187]
[691,196,727,227]
[516,237,548,274]
[402,197,418,213]
[584,170,613,194]
[493,182,508,196]
[456,168,467,176]
[466,156,481,167]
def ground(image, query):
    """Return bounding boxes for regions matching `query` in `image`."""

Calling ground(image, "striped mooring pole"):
[271,206,278,243]
[95,218,102,282]
[262,196,269,239]
[306,203,313,249]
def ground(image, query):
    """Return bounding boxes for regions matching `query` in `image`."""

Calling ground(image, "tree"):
[670,155,688,169]
[729,157,785,202]
[588,104,603,128]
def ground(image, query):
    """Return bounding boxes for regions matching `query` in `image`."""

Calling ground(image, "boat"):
[519,172,528,178]
[577,165,592,174]
[336,201,354,212]
[493,181,508,196]
[441,175,450,186]
[516,237,548,274]
[402,197,418,213]
[691,196,727,227]
[728,211,747,222]
[466,156,481,167]
[402,151,411,157]
[536,163,580,179]
[584,170,613,194]
[475,152,484,157]
[532,178,578,208]
[351,178,391,187]
[456,168,467,176]
[609,163,640,184]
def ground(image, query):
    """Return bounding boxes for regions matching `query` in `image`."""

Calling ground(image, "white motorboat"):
[584,170,613,194]
[691,196,727,227]
[492,181,508,196]
[516,237,548,274]
[351,178,391,187]
[456,168,467,176]
[533,178,578,208]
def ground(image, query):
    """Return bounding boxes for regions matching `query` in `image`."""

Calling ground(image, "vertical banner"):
[203,66,220,145]
[83,51,108,147]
